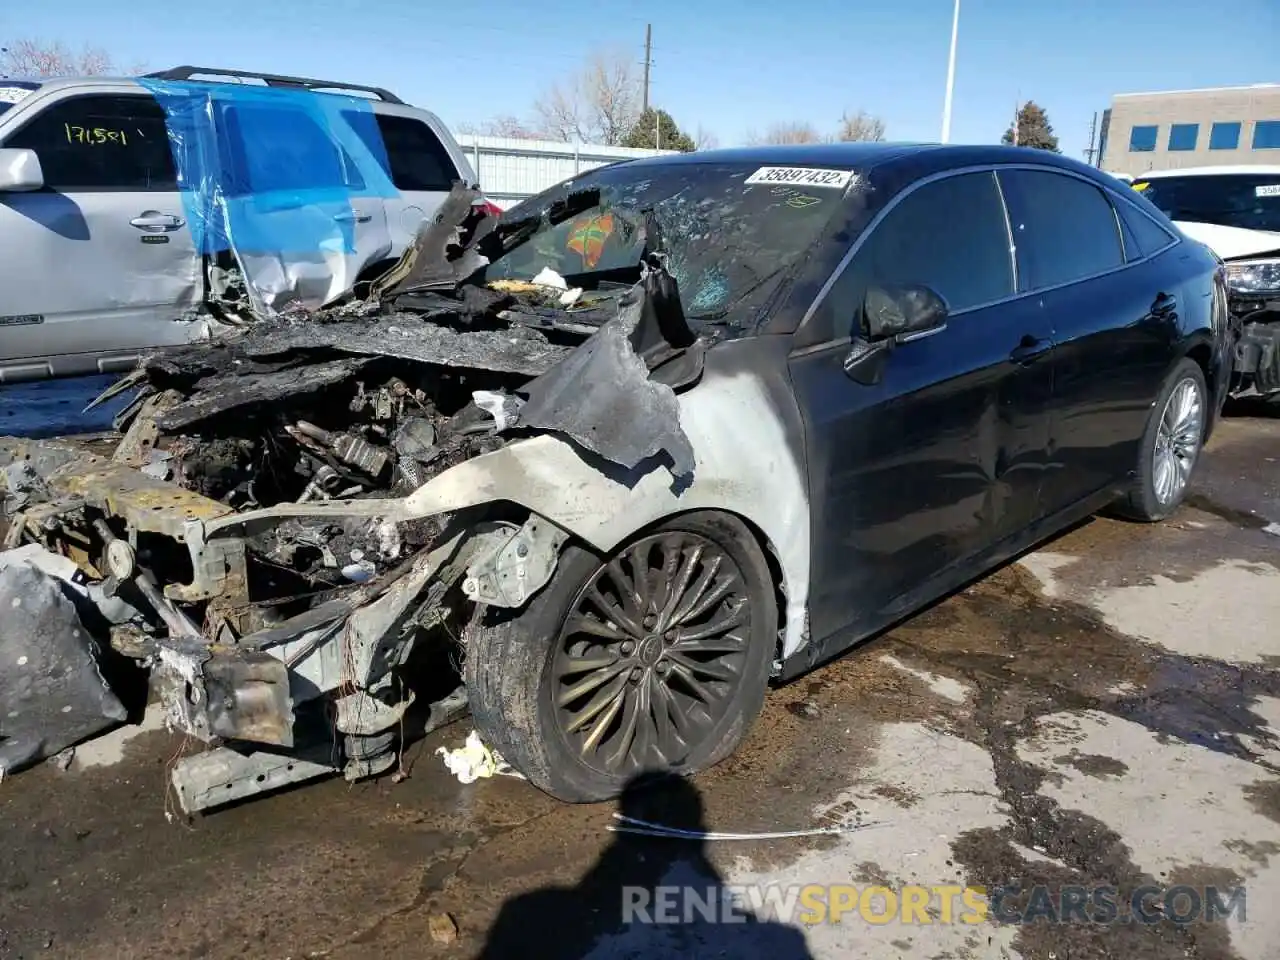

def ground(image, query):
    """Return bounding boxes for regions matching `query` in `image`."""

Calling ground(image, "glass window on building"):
[1129,125,1158,152]
[1254,121,1280,150]
[1167,123,1198,151]
[1209,122,1242,150]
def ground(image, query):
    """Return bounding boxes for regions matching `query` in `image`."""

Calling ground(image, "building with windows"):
[1098,83,1280,176]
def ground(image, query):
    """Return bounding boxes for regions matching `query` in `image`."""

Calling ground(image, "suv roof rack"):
[143,66,405,105]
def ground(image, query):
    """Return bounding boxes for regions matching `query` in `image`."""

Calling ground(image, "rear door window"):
[220,104,364,195]
[3,94,177,191]
[998,169,1125,290]
[831,170,1014,330]
[344,112,460,192]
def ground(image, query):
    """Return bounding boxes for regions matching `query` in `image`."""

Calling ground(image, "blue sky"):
[5,0,1278,159]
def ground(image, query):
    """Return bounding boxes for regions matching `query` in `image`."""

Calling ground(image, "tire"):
[1114,358,1208,522]
[465,511,777,802]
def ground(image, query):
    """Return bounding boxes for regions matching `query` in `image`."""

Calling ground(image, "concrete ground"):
[1,414,1277,960]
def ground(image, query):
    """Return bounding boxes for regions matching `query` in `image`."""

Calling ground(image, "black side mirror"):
[843,283,949,385]
[863,283,949,341]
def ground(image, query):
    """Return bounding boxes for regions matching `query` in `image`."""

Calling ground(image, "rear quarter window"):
[343,111,460,192]
[1114,198,1176,261]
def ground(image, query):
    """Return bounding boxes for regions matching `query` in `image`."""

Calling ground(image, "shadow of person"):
[479,772,815,960]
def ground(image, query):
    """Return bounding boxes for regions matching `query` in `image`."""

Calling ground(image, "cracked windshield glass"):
[486,161,847,324]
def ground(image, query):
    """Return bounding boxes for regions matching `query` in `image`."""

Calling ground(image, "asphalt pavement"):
[0,407,1277,960]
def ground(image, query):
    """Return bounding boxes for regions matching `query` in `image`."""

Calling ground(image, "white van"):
[0,66,487,382]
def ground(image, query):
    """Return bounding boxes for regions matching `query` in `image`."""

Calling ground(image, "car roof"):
[13,74,398,106]
[1135,165,1280,179]
[615,142,1116,181]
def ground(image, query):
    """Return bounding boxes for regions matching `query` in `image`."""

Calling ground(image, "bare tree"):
[0,38,136,78]
[693,124,720,151]
[533,50,640,146]
[836,109,887,142]
[458,115,544,140]
[748,122,825,146]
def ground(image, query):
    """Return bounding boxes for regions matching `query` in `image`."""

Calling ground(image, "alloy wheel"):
[550,531,752,778]
[1152,376,1204,506]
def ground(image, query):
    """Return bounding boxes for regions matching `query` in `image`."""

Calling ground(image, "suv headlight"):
[1225,259,1280,295]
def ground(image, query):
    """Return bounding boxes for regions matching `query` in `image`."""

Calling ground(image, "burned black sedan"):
[0,144,1230,811]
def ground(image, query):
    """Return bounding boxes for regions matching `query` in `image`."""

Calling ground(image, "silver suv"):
[0,66,480,382]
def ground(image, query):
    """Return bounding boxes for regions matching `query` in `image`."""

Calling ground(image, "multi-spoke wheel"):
[465,511,776,802]
[1116,357,1208,522]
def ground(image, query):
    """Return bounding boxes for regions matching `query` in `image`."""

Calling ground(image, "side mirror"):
[843,283,949,385]
[0,148,45,192]
[863,283,949,341]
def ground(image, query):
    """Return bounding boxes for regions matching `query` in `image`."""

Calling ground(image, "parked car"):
[0,66,487,382]
[1131,165,1280,400]
[0,144,1231,810]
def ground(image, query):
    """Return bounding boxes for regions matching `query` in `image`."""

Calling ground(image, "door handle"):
[1010,334,1051,365]
[333,212,373,224]
[130,212,185,231]
[1150,292,1178,316]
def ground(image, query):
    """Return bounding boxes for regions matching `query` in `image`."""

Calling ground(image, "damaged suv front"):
[0,163,841,812]
[1132,169,1280,400]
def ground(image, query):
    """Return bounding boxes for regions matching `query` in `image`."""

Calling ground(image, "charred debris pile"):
[58,184,703,603]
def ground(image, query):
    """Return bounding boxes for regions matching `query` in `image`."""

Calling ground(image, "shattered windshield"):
[1134,174,1280,233]
[486,161,850,325]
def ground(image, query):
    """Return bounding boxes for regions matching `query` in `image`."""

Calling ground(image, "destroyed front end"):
[0,198,705,811]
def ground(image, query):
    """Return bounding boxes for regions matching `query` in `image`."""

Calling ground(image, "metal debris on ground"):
[436,729,523,783]
[0,563,127,775]
[607,813,885,841]
[0,183,705,812]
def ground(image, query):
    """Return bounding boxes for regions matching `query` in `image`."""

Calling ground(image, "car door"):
[342,110,465,254]
[788,169,1055,642]
[997,168,1179,510]
[0,90,201,380]
[212,98,391,313]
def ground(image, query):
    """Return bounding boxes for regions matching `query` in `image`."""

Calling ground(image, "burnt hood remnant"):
[0,561,129,774]
[372,182,495,299]
[513,256,699,476]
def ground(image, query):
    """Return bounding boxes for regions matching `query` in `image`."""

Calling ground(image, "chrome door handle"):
[130,212,185,231]
[333,212,373,223]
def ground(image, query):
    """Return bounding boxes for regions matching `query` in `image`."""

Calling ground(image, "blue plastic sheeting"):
[136,79,399,257]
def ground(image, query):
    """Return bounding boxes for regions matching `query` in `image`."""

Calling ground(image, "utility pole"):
[1084,111,1098,166]
[642,24,652,115]
[940,0,960,143]
[1012,98,1020,146]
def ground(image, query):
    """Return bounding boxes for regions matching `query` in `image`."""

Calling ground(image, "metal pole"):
[940,0,960,143]
[642,24,652,115]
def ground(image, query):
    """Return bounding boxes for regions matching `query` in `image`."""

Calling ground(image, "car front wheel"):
[465,511,777,802]
[1116,357,1208,522]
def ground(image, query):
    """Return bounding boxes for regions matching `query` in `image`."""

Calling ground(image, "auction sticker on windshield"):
[1257,184,1280,198]
[0,86,34,105]
[744,167,855,189]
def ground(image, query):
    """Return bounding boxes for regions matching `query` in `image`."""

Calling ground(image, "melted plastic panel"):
[137,79,400,311]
